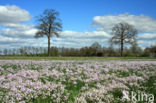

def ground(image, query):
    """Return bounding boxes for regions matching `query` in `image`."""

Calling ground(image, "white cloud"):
[138,40,156,49]
[92,13,156,33]
[59,31,110,39]
[0,35,48,49]
[0,5,31,24]
[92,13,156,48]
[0,5,111,49]
[52,31,110,48]
[0,5,39,49]
[0,6,155,50]
[138,33,156,40]
[0,29,111,49]
[0,5,36,39]
[0,25,37,38]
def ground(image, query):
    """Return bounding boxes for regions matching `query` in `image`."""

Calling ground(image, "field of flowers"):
[0,60,155,103]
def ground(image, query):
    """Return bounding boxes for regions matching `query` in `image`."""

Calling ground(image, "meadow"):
[0,56,156,60]
[0,59,155,103]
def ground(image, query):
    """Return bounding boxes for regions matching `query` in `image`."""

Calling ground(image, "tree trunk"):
[121,39,123,57]
[48,36,50,56]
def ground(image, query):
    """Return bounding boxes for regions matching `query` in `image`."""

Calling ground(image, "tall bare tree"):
[35,9,62,56]
[110,22,137,56]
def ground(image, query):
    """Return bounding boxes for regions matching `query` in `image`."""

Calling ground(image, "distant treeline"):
[1,42,156,57]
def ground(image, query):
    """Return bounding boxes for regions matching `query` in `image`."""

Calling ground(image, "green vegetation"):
[0,56,156,60]
[0,60,155,103]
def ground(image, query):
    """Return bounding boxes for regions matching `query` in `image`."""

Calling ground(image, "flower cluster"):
[0,60,155,103]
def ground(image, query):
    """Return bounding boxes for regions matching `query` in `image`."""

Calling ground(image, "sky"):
[0,0,156,49]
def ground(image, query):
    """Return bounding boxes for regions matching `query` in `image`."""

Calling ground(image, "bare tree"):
[35,9,62,56]
[0,49,2,56]
[3,49,8,56]
[110,22,137,56]
[130,40,142,56]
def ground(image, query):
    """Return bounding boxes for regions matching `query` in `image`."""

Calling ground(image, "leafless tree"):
[130,40,142,56]
[35,9,62,56]
[110,22,137,56]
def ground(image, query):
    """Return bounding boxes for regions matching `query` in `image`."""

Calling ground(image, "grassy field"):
[0,56,156,60]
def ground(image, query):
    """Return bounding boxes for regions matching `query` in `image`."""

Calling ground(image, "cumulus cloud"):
[0,5,39,49]
[0,29,111,49]
[0,5,31,24]
[92,13,156,33]
[0,34,48,49]
[92,13,156,48]
[0,5,112,49]
[52,31,110,48]
[0,24,38,38]
[0,5,155,49]
[59,31,110,40]
[138,33,156,40]
[138,40,156,49]
[0,5,36,38]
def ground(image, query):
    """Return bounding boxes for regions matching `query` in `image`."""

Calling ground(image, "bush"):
[124,52,135,57]
[97,52,103,57]
[140,51,150,57]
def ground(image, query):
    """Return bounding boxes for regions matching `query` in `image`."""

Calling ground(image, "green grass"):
[0,56,156,60]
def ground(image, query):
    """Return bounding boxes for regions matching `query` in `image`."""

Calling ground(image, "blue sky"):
[0,0,156,49]
[1,0,156,31]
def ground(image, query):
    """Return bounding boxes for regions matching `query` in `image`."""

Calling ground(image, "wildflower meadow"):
[0,60,155,103]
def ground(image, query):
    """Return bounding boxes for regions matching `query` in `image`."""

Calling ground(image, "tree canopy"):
[110,22,138,56]
[35,9,62,56]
